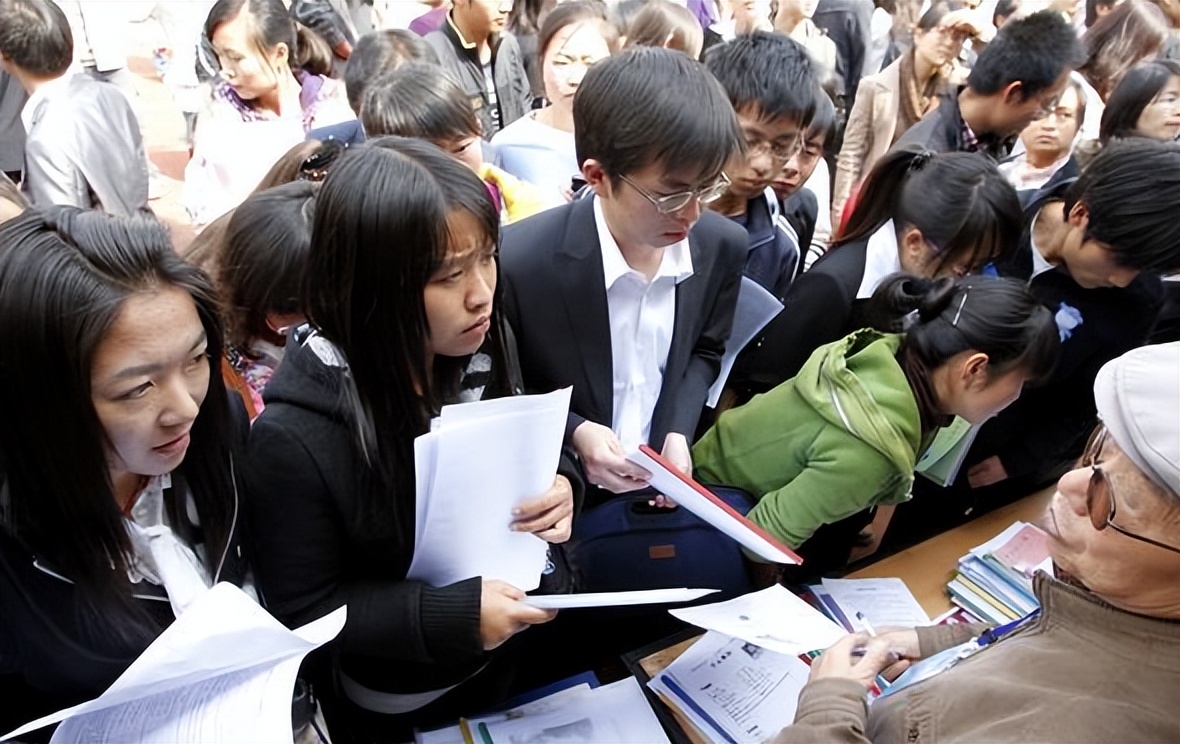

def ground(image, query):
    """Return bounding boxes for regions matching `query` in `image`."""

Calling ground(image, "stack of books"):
[947,521,1052,623]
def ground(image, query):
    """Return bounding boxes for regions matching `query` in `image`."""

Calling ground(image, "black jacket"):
[893,87,1015,161]
[243,325,583,708]
[0,400,252,731]
[812,0,874,106]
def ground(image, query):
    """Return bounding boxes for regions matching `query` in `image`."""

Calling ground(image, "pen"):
[855,611,877,637]
[458,719,475,744]
[477,721,496,744]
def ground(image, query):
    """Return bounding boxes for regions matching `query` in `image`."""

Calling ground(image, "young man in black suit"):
[500,46,746,497]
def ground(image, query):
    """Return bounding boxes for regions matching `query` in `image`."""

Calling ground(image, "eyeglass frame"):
[617,172,732,215]
[743,132,803,164]
[1081,425,1180,554]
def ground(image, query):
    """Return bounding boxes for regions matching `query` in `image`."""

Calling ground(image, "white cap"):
[1093,342,1180,498]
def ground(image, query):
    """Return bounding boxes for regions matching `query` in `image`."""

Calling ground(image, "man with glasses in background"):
[500,46,747,501]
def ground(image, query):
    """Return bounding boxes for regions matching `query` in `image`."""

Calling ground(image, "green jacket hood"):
[792,329,922,476]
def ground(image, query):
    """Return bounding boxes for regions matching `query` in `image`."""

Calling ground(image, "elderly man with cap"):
[770,341,1180,744]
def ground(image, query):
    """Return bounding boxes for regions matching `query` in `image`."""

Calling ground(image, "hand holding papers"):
[410,388,571,592]
[670,585,846,657]
[626,445,802,564]
[3,583,345,744]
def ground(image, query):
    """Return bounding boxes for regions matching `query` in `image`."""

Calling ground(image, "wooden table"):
[848,485,1054,618]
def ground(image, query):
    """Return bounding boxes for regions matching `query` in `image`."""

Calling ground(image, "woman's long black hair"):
[0,207,235,637]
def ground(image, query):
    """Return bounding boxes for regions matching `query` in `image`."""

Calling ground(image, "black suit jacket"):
[500,197,747,449]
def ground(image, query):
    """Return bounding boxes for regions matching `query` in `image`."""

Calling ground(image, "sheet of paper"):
[707,277,784,408]
[409,388,571,592]
[626,446,801,565]
[4,583,346,742]
[670,586,845,657]
[819,578,931,629]
[522,588,719,610]
[915,418,981,487]
[650,631,809,744]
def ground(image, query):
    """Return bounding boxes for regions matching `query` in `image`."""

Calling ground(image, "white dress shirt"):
[856,219,903,299]
[594,196,694,452]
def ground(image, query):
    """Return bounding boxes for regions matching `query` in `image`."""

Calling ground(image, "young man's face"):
[724,105,804,203]
[772,129,825,202]
[457,0,512,40]
[1057,202,1141,289]
[998,70,1073,138]
[590,160,727,250]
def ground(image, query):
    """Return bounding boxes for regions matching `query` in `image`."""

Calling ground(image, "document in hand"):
[409,388,572,592]
[2,583,345,744]
[670,585,846,657]
[626,445,802,564]
[707,277,784,408]
[648,631,810,744]
[522,588,719,610]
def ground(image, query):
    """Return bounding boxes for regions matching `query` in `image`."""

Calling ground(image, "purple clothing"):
[409,6,448,36]
[687,0,718,28]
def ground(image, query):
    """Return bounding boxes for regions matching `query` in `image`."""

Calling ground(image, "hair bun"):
[916,277,958,322]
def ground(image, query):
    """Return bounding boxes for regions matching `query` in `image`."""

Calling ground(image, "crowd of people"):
[0,0,1178,742]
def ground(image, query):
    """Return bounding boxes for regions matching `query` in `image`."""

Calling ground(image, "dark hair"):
[967,10,1086,98]
[1099,58,1180,140]
[992,0,1020,26]
[219,182,317,350]
[1063,137,1180,274]
[1085,0,1119,27]
[610,0,649,38]
[0,207,234,632]
[0,0,72,77]
[538,0,617,61]
[509,0,552,36]
[1064,75,1089,131]
[361,63,482,141]
[303,137,501,507]
[705,31,818,125]
[915,0,960,31]
[574,46,742,183]
[204,0,329,76]
[838,148,1023,275]
[345,29,437,114]
[625,0,703,56]
[869,274,1059,384]
[805,89,837,148]
[1079,1,1170,99]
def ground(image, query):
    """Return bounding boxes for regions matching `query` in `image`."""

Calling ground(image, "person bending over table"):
[773,341,1180,744]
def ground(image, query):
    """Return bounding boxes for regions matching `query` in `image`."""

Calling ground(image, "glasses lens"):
[656,193,693,214]
[1088,467,1110,532]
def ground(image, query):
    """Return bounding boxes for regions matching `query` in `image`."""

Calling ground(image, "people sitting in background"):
[895,10,1085,161]
[184,0,354,227]
[739,148,1022,395]
[1000,77,1085,193]
[773,341,1180,744]
[218,182,317,419]
[833,1,963,227]
[244,138,578,739]
[0,208,252,729]
[361,63,559,223]
[1075,0,1172,140]
[425,0,532,138]
[704,31,819,300]
[492,2,617,200]
[625,0,705,59]
[1099,59,1180,142]
[695,275,1058,572]
[0,0,150,216]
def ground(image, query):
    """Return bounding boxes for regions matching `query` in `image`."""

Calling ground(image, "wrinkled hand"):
[866,627,922,681]
[572,421,651,493]
[479,579,557,651]
[808,633,902,690]
[967,456,1009,489]
[512,475,574,543]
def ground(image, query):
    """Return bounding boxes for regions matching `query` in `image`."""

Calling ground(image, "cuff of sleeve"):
[793,678,869,726]
[419,577,484,664]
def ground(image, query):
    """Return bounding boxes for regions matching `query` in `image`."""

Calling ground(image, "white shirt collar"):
[1028,210,1056,279]
[594,195,693,290]
[20,74,73,132]
[856,219,903,299]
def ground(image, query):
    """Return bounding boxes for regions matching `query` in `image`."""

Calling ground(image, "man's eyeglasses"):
[1081,425,1180,554]
[619,172,731,215]
[744,133,802,164]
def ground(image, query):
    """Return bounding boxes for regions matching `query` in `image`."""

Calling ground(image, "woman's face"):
[90,287,210,482]
[898,226,978,280]
[913,23,962,70]
[1134,75,1180,141]
[944,361,1027,425]
[424,209,497,360]
[542,22,611,109]
[211,9,287,102]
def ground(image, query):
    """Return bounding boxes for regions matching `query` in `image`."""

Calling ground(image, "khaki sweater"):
[773,573,1180,743]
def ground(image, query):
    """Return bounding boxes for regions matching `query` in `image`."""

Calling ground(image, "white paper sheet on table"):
[522,588,719,610]
[625,446,801,564]
[819,578,931,629]
[409,388,571,592]
[2,583,345,744]
[707,277,784,408]
[671,585,846,657]
[649,631,810,744]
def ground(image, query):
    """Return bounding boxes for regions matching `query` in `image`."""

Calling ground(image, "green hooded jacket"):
[694,329,922,548]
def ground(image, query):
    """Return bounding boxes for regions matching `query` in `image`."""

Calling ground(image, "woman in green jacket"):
[694,275,1059,572]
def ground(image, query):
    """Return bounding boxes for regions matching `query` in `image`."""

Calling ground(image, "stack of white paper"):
[3,583,345,744]
[409,388,572,592]
[670,585,846,657]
